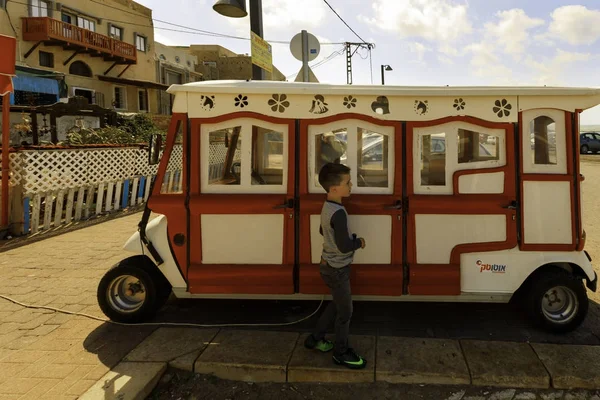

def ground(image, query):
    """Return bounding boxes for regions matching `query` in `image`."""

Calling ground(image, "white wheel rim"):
[106,275,146,313]
[541,285,578,324]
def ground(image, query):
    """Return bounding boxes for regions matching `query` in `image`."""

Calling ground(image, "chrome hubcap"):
[542,286,578,324]
[107,275,146,313]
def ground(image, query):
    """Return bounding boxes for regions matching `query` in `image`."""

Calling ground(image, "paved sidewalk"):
[0,213,157,399]
[1,205,600,398]
[79,326,600,399]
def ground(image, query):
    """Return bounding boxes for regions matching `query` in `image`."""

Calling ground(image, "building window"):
[109,25,122,40]
[39,51,54,68]
[73,87,95,104]
[31,0,50,17]
[136,35,147,52]
[113,86,126,109]
[138,89,148,112]
[69,61,92,77]
[77,16,95,32]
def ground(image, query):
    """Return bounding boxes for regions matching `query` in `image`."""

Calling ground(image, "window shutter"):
[133,32,137,46]
[107,22,112,36]
[29,0,34,17]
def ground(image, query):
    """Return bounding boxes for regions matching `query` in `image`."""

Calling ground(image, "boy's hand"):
[359,238,366,249]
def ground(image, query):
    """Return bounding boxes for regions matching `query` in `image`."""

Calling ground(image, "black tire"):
[97,262,160,323]
[581,145,589,154]
[525,270,588,333]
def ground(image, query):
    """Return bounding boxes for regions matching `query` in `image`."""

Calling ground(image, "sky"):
[135,0,600,124]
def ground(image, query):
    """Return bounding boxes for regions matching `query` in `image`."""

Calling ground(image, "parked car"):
[580,132,600,153]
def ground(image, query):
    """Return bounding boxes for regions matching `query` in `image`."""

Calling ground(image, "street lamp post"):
[381,64,392,85]
[213,0,265,81]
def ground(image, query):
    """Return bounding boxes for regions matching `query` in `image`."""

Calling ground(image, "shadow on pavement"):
[148,296,600,345]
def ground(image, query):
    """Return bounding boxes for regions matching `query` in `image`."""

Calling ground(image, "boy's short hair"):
[318,162,351,192]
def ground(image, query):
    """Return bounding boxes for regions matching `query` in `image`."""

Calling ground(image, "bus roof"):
[167,80,600,97]
[167,80,600,122]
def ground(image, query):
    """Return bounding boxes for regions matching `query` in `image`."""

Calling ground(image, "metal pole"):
[301,30,309,82]
[381,65,385,85]
[1,94,10,228]
[249,0,265,80]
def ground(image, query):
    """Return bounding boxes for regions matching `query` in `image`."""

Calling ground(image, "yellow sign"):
[251,31,273,73]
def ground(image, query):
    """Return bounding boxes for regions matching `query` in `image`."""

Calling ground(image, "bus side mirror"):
[148,134,162,165]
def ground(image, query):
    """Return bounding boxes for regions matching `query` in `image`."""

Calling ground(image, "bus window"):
[160,122,184,194]
[421,133,446,186]
[357,128,389,188]
[251,126,284,185]
[208,126,242,185]
[314,128,348,187]
[530,116,557,165]
[458,129,500,164]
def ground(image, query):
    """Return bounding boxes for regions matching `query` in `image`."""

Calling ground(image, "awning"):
[98,75,169,90]
[12,74,60,96]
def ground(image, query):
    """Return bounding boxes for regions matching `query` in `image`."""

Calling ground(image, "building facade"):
[0,0,166,114]
[155,42,202,115]
[188,45,286,82]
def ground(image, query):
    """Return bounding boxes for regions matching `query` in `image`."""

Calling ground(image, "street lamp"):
[381,64,392,85]
[213,0,265,80]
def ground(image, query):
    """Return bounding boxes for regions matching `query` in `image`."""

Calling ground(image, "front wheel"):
[525,270,588,333]
[97,263,160,323]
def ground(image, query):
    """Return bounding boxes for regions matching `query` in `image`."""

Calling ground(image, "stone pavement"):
[0,213,158,399]
[1,209,600,399]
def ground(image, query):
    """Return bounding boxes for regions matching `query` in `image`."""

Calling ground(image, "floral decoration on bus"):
[200,95,216,111]
[343,95,357,109]
[453,98,466,111]
[268,94,290,113]
[234,94,249,108]
[414,100,429,115]
[493,99,512,118]
[309,95,329,114]
[371,96,390,115]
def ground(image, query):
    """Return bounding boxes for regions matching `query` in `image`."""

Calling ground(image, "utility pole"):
[345,42,374,85]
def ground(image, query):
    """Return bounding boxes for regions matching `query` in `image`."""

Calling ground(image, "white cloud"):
[408,42,431,62]
[226,0,328,33]
[437,55,454,65]
[548,5,600,46]
[359,0,472,43]
[484,9,544,57]
[526,49,592,85]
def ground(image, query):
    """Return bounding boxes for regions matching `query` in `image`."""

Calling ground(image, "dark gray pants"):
[312,262,352,356]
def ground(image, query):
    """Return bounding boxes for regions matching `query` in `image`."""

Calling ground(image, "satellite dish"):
[290,31,320,62]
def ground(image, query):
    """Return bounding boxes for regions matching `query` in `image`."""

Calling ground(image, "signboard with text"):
[251,31,273,73]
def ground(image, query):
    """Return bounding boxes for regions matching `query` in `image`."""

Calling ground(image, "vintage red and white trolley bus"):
[97,81,600,333]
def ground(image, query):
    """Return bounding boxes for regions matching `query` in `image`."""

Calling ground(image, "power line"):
[323,0,368,45]
[8,0,344,45]
[284,46,346,80]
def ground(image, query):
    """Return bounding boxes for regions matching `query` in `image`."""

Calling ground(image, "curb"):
[82,327,600,398]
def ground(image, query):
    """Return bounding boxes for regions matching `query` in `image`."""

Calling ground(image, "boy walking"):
[304,163,367,369]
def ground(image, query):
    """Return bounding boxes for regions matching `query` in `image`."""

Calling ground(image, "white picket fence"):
[0,145,183,235]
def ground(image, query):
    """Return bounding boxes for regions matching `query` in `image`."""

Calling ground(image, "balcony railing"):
[22,17,137,63]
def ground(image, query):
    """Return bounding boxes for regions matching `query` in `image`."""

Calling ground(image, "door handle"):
[274,199,295,209]
[384,200,402,210]
[502,200,518,209]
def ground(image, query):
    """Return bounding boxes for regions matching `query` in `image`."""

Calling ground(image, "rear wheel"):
[581,144,589,154]
[525,270,588,333]
[98,260,166,323]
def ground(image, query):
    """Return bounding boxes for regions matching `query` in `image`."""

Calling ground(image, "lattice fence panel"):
[136,149,160,177]
[21,150,89,194]
[86,149,137,185]
[0,153,25,187]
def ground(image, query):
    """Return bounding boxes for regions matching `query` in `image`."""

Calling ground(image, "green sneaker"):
[332,348,367,369]
[304,334,334,353]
